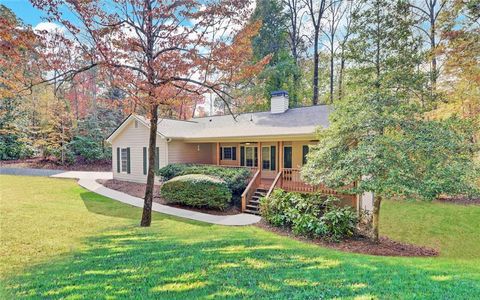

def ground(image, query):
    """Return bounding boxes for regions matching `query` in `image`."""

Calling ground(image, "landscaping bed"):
[436,195,480,206]
[1,157,111,171]
[97,179,240,215]
[257,220,439,257]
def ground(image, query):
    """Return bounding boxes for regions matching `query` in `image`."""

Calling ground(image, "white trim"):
[106,114,167,143]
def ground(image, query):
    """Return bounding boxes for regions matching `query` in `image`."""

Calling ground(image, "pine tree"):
[250,0,300,106]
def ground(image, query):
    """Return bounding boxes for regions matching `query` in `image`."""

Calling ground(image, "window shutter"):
[254,147,258,167]
[155,147,159,170]
[116,147,120,173]
[126,147,131,174]
[240,146,245,166]
[232,147,237,160]
[302,145,309,165]
[220,147,223,160]
[143,147,147,175]
[270,146,276,171]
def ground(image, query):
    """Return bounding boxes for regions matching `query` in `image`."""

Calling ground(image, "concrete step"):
[244,209,260,215]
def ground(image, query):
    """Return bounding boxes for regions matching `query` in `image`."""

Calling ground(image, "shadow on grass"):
[79,192,214,229]
[3,223,480,299]
[80,192,141,220]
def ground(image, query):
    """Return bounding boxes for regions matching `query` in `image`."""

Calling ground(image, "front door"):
[261,145,276,179]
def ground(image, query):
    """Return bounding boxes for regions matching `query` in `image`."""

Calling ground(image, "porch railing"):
[277,168,357,206]
[241,169,261,211]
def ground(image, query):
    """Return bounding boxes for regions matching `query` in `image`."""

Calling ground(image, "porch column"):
[279,141,283,172]
[275,142,281,173]
[258,141,261,170]
[238,144,241,166]
[216,142,220,165]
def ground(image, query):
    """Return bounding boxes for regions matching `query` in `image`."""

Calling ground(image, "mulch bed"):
[436,196,480,206]
[1,157,111,172]
[97,179,241,216]
[256,220,439,257]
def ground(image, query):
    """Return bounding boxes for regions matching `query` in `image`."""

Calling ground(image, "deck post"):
[216,142,220,165]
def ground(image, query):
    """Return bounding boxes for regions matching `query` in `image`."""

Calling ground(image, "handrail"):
[280,168,357,206]
[266,171,282,198]
[241,169,261,211]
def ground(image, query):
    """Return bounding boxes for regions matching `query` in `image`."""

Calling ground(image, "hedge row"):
[157,163,250,194]
[160,174,232,210]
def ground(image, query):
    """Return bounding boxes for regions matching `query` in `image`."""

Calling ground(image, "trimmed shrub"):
[160,174,232,210]
[157,163,251,194]
[260,190,357,240]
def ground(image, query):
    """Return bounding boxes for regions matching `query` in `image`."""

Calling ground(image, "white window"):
[222,146,235,160]
[262,146,270,170]
[121,148,128,173]
[134,120,139,128]
[245,146,255,167]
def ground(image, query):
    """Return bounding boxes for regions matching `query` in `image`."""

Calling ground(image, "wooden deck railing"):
[241,169,261,211]
[266,171,282,198]
[279,168,357,206]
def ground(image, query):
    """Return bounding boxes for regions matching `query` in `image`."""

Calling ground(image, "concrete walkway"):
[1,168,261,226]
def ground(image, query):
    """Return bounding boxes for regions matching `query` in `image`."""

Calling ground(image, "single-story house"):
[106,91,373,214]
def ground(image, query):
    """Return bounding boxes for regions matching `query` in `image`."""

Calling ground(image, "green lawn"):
[1,175,479,299]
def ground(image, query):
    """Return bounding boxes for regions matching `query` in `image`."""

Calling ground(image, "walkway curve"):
[1,168,261,226]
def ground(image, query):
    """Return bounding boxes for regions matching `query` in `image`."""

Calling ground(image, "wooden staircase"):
[244,187,267,215]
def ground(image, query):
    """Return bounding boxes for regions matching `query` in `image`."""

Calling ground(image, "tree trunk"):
[141,104,159,227]
[430,15,437,96]
[312,30,319,105]
[338,54,345,100]
[371,195,382,243]
[329,45,334,104]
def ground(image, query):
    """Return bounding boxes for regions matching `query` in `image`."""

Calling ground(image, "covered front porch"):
[173,139,357,214]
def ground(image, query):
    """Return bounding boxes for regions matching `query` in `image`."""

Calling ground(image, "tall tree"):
[302,0,478,242]
[0,5,37,159]
[322,0,346,103]
[283,0,306,105]
[305,0,327,105]
[336,0,361,101]
[409,0,447,97]
[251,0,298,105]
[31,0,269,227]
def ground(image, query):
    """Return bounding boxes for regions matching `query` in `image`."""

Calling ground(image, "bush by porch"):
[157,163,251,194]
[160,174,232,210]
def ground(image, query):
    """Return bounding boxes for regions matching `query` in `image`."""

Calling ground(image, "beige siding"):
[283,141,315,168]
[111,119,167,183]
[168,141,214,164]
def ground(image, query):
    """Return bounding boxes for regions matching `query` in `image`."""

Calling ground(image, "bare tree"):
[409,0,447,95]
[283,0,306,106]
[304,0,328,105]
[322,0,345,103]
[337,0,362,101]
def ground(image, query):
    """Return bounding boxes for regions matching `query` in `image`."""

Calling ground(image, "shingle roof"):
[136,105,332,140]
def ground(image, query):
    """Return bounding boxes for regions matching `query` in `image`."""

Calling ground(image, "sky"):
[1,0,247,116]
[1,0,77,29]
